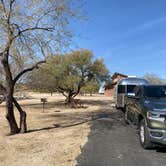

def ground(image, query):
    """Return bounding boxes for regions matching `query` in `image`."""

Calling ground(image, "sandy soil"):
[0,93,113,166]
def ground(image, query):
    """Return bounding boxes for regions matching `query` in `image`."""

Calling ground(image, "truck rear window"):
[118,85,125,93]
[127,85,136,93]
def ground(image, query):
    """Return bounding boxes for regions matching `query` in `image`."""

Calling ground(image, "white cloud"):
[133,17,166,32]
[116,16,166,40]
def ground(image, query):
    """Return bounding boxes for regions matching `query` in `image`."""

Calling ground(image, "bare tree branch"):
[0,52,3,61]
[7,0,15,23]
[0,0,7,18]
[58,89,68,98]
[12,97,27,133]
[13,27,54,40]
[35,8,57,27]
[0,83,6,94]
[13,60,46,84]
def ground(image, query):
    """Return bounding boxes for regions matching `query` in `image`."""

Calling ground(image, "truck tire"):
[139,119,153,149]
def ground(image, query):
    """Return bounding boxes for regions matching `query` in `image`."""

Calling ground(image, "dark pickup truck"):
[125,85,166,149]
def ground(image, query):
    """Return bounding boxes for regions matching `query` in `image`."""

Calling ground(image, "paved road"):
[76,110,166,166]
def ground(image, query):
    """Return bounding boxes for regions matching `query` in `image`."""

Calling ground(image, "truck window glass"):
[133,86,141,97]
[144,86,166,98]
[118,85,125,93]
[127,85,136,93]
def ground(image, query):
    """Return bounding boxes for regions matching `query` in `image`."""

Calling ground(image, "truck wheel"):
[139,119,153,149]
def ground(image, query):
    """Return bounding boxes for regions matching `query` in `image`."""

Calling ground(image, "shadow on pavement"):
[76,110,166,166]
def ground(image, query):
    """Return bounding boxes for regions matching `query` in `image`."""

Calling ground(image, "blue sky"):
[71,0,166,78]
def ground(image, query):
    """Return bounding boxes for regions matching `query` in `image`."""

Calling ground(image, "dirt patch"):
[0,93,113,166]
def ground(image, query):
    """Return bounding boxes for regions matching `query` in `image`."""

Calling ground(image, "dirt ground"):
[0,92,113,166]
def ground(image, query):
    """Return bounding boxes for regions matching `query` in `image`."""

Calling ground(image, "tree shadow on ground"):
[76,110,166,166]
[27,110,112,133]
[81,99,113,107]
[21,99,113,110]
[19,98,112,134]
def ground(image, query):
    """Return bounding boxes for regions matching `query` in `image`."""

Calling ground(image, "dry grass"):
[0,92,113,166]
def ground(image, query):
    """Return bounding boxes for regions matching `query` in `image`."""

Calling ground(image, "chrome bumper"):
[148,128,166,145]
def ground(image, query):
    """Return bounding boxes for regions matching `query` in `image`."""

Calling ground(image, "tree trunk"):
[6,94,19,134]
[66,93,73,104]
[13,98,27,133]
[19,111,27,133]
[1,53,23,134]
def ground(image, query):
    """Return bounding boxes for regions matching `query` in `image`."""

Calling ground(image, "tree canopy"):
[29,49,109,102]
[80,80,100,96]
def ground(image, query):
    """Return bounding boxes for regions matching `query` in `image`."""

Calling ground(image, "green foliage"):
[29,49,109,101]
[81,81,100,95]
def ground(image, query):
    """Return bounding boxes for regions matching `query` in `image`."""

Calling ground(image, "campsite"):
[0,1,166,166]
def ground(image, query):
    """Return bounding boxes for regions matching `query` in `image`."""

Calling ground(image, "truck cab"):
[125,85,166,149]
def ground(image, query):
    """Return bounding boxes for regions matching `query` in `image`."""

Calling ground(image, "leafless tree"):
[144,74,166,85]
[0,0,82,134]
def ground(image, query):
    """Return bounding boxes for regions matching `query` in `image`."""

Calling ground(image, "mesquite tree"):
[0,0,82,134]
[80,81,100,96]
[29,49,109,103]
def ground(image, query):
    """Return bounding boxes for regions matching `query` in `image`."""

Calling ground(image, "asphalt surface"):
[76,110,166,166]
